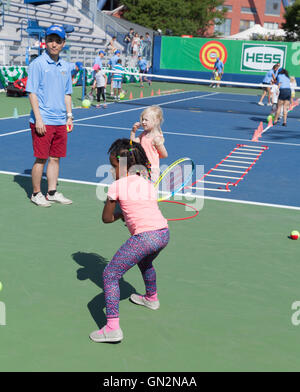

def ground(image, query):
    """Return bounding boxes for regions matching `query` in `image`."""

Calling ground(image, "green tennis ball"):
[0,282,2,291]
[82,99,91,108]
[291,230,300,240]
[119,92,125,99]
[267,115,273,122]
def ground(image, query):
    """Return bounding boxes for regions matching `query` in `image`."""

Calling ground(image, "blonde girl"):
[130,105,168,182]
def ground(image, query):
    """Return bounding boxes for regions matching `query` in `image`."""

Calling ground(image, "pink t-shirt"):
[107,175,168,236]
[140,131,160,182]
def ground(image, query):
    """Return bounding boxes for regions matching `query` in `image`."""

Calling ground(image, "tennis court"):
[1,83,300,371]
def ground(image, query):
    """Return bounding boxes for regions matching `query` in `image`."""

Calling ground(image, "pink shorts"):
[30,123,67,159]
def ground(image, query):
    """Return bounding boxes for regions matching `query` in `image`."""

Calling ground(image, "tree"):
[121,0,226,37]
[282,0,300,41]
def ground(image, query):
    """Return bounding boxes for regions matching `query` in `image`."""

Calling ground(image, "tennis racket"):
[154,157,195,202]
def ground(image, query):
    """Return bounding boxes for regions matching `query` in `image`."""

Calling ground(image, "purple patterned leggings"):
[103,228,169,318]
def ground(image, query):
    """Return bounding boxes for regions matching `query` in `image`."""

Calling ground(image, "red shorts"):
[30,123,67,159]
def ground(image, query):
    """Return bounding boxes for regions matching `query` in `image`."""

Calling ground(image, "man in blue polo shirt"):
[94,50,106,68]
[212,57,224,88]
[26,25,73,207]
[137,55,151,87]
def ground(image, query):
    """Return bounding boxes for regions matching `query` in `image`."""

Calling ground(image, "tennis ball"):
[82,99,91,109]
[0,282,2,292]
[267,115,273,122]
[290,230,300,240]
[119,91,126,99]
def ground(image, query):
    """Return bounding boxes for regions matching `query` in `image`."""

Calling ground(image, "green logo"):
[241,44,287,72]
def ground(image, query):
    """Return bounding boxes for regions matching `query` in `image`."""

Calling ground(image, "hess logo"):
[242,45,285,71]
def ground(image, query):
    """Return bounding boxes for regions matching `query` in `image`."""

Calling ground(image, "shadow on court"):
[72,251,136,329]
[13,172,48,199]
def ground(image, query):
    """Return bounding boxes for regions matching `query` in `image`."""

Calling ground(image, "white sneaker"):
[31,192,51,207]
[130,293,160,310]
[258,102,264,106]
[267,102,272,106]
[46,192,72,205]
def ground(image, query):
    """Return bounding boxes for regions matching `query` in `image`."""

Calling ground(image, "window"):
[265,0,281,16]
[239,20,255,32]
[241,7,257,14]
[264,22,279,30]
[216,5,232,12]
[214,18,232,36]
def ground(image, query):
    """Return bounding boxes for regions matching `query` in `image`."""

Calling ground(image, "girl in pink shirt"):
[130,105,168,183]
[89,138,169,343]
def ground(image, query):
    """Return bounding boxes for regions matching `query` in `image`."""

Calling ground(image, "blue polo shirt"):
[108,54,119,68]
[94,56,103,68]
[277,74,291,89]
[263,69,275,84]
[138,58,148,71]
[214,59,224,73]
[26,51,72,125]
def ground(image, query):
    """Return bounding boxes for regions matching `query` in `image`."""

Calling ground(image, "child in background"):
[290,76,297,105]
[130,105,168,182]
[92,64,107,108]
[112,58,124,102]
[270,80,279,116]
[89,138,169,343]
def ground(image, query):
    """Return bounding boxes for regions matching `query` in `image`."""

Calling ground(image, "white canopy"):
[227,24,286,40]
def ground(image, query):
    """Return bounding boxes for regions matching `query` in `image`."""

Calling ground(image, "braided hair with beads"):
[108,138,152,180]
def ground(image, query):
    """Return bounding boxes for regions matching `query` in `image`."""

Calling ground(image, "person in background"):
[108,50,121,96]
[92,64,107,109]
[131,32,140,58]
[26,25,73,207]
[273,68,291,127]
[124,27,134,57]
[106,36,117,56]
[144,32,152,61]
[112,58,124,102]
[93,50,106,69]
[290,76,297,105]
[213,57,224,88]
[258,63,280,106]
[137,55,151,87]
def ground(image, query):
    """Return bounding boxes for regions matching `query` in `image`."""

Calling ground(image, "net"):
[108,70,300,119]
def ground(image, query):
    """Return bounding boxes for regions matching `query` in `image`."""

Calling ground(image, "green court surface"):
[1,173,300,372]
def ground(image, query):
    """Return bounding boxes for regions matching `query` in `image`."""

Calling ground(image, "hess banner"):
[159,36,300,78]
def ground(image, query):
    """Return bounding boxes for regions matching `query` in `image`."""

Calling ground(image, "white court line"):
[225,159,253,164]
[219,164,248,169]
[2,169,299,211]
[214,168,245,173]
[231,151,258,156]
[0,128,30,137]
[206,174,241,179]
[191,187,230,192]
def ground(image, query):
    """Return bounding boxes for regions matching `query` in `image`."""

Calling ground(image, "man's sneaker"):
[46,192,72,205]
[267,102,272,106]
[89,327,123,343]
[31,192,51,207]
[258,102,264,106]
[130,293,160,310]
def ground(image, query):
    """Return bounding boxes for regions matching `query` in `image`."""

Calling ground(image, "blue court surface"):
[1,89,300,209]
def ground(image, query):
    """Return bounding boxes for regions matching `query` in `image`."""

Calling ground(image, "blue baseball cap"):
[45,25,66,40]
[115,50,120,54]
[75,61,83,70]
[99,50,106,55]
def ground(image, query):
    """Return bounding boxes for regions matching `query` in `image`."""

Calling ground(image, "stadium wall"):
[153,36,300,84]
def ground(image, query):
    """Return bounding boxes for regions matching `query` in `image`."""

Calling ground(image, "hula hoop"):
[160,200,199,221]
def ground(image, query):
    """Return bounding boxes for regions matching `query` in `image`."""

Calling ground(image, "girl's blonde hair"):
[290,76,296,83]
[140,105,164,134]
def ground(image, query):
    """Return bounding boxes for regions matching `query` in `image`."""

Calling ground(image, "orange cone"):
[267,117,273,127]
[151,89,154,96]
[140,90,143,98]
[129,91,133,100]
[157,89,161,95]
